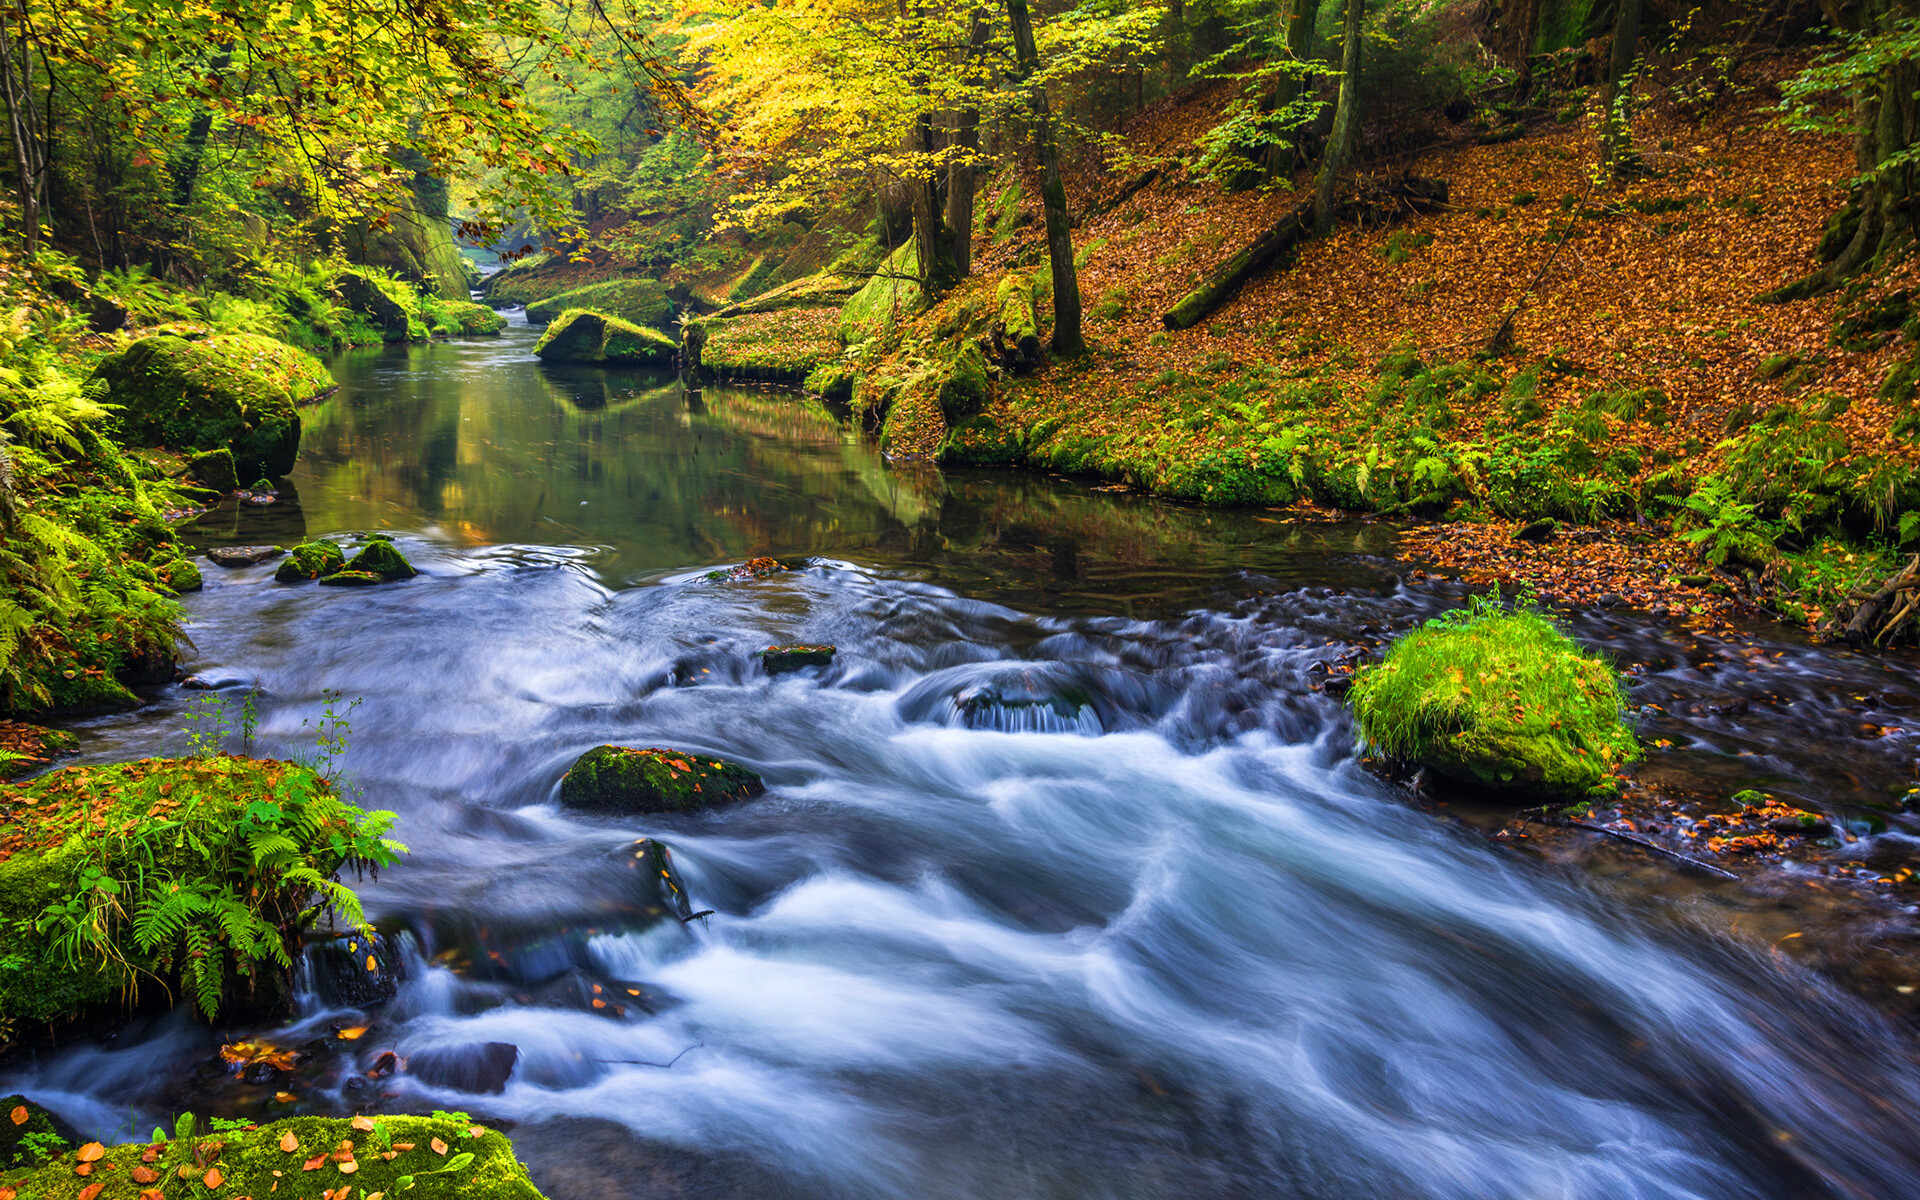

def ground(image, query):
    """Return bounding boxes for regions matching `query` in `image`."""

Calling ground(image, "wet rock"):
[705,556,788,582]
[532,309,677,365]
[155,556,203,594]
[273,540,346,583]
[206,545,284,568]
[762,644,836,675]
[90,333,324,477]
[303,930,403,1008]
[404,1041,519,1094]
[318,569,386,587]
[559,745,764,813]
[342,538,417,580]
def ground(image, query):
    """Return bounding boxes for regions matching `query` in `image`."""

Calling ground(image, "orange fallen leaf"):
[350,1115,376,1132]
[337,1026,368,1040]
[431,1137,448,1156]
[132,1165,159,1183]
[340,1160,359,1174]
[205,1166,225,1188]
[391,1143,414,1152]
[280,1131,300,1152]
[77,1142,106,1162]
[75,1163,92,1177]
[303,1154,328,1171]
[468,1126,486,1138]
[274,1091,296,1103]
[77,1184,104,1200]
[0,1186,13,1200]
[8,1105,25,1125]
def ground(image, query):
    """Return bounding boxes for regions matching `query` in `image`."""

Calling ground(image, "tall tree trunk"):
[1263,0,1321,177]
[1602,0,1642,176]
[1007,0,1084,356]
[171,53,233,214]
[0,19,41,252]
[1509,0,1542,96]
[911,108,957,292]
[1313,0,1365,235]
[945,7,990,278]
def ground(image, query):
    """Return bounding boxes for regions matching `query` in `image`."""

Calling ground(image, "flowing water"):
[14,320,1920,1198]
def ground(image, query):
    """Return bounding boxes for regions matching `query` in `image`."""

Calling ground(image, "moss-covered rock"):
[0,1095,70,1171]
[343,539,417,580]
[92,334,328,479]
[273,540,347,583]
[841,239,923,343]
[317,569,385,587]
[0,755,397,1028]
[333,268,417,341]
[186,446,238,492]
[1348,596,1639,800]
[153,555,203,594]
[525,278,672,328]
[559,745,764,813]
[0,1113,545,1199]
[695,306,842,382]
[941,412,1024,465]
[762,644,836,675]
[532,309,678,366]
[427,298,507,336]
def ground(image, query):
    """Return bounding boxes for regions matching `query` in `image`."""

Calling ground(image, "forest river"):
[12,319,1920,1198]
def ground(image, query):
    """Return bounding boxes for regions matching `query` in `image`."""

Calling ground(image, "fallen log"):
[1831,552,1920,647]
[1162,173,1447,331]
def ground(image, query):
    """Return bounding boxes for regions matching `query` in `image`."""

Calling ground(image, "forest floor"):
[911,53,1920,640]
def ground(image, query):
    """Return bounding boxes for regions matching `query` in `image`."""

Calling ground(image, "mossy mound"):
[427,298,507,336]
[0,1113,544,1199]
[525,278,671,329]
[559,745,764,813]
[333,268,417,341]
[343,539,417,580]
[841,239,924,343]
[532,310,677,366]
[1349,596,1639,800]
[694,307,842,382]
[941,413,1023,465]
[153,555,203,594]
[317,569,385,587]
[273,540,346,583]
[186,447,238,492]
[91,334,330,479]
[762,644,837,675]
[0,1095,70,1171]
[0,755,398,1027]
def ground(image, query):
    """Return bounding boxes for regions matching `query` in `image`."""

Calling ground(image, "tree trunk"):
[1007,0,1084,356]
[0,19,41,252]
[1313,0,1365,236]
[1602,0,1642,176]
[911,110,957,293]
[1510,0,1542,96]
[1262,0,1321,177]
[945,7,990,278]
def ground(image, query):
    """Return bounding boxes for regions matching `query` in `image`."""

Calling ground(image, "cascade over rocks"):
[559,745,764,813]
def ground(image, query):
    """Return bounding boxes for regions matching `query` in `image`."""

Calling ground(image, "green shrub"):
[1349,594,1639,799]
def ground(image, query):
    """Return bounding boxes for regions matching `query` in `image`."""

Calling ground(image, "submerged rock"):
[343,538,417,580]
[559,745,764,813]
[405,1040,520,1094]
[762,644,836,675]
[206,545,283,568]
[532,308,677,366]
[274,540,347,583]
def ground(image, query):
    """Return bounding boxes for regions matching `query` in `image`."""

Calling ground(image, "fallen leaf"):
[75,1163,92,1177]
[280,1131,300,1152]
[431,1137,448,1156]
[77,1184,103,1200]
[275,1092,295,1103]
[133,1165,159,1183]
[77,1142,106,1162]
[340,1161,359,1174]
[0,1186,14,1200]
[8,1106,25,1125]
[205,1166,225,1188]
[351,1115,376,1132]
[304,1154,328,1171]
[337,1026,368,1040]
[468,1126,486,1138]
[141,1147,160,1163]
[391,1143,414,1152]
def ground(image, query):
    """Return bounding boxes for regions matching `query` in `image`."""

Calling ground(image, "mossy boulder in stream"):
[533,309,677,366]
[0,1094,71,1170]
[525,278,671,328]
[0,1113,546,1199]
[560,745,764,813]
[274,539,347,583]
[762,644,837,675]
[92,333,329,478]
[0,755,399,1031]
[427,298,507,336]
[342,537,417,580]
[186,446,238,492]
[1348,595,1640,801]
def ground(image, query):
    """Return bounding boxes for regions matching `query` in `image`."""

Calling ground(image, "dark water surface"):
[15,322,1920,1199]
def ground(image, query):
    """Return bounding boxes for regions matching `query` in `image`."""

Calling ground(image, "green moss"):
[701,307,842,381]
[154,555,203,594]
[1349,595,1639,800]
[525,278,672,329]
[840,239,923,343]
[558,745,764,813]
[425,298,507,336]
[0,755,398,1026]
[333,268,420,342]
[186,447,238,492]
[2,1114,544,1199]
[92,334,329,478]
[941,413,1024,465]
[317,569,385,587]
[273,540,346,583]
[343,539,417,580]
[533,309,677,366]
[804,358,859,400]
[0,1096,67,1170]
